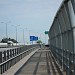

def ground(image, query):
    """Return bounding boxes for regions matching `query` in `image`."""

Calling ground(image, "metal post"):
[23,29,25,45]
[0,66,1,74]
[29,30,31,45]
[10,50,12,58]
[7,50,9,59]
[6,24,8,38]
[0,52,2,63]
[1,21,11,38]
[12,25,20,45]
[16,27,17,45]
[74,54,75,75]
[4,51,6,61]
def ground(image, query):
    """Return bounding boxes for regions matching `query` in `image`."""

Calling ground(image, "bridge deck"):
[15,48,63,75]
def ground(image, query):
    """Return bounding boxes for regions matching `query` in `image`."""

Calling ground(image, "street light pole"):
[23,29,25,45]
[19,28,25,45]
[29,30,31,45]
[16,27,17,45]
[1,21,11,38]
[6,23,7,38]
[12,25,20,45]
[25,28,31,45]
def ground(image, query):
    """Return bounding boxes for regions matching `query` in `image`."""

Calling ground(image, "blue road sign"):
[30,36,38,41]
[35,37,38,41]
[30,36,35,41]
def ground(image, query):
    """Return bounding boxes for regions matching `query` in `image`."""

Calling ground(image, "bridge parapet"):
[0,44,39,74]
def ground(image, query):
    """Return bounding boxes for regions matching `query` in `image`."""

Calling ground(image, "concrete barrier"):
[0,44,39,74]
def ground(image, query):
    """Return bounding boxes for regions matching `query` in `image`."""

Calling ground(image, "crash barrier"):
[0,45,39,74]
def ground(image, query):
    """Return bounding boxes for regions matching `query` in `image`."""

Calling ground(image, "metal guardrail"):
[0,45,39,74]
[49,45,74,75]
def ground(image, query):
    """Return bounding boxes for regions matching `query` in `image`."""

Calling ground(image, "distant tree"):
[11,39,18,43]
[1,38,9,43]
[1,37,18,43]
[36,40,42,44]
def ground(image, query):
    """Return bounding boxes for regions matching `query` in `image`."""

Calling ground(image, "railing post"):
[7,50,9,59]
[66,52,72,75]
[0,52,2,74]
[0,52,2,63]
[10,49,12,58]
[0,65,1,74]
[4,51,6,61]
[74,53,75,75]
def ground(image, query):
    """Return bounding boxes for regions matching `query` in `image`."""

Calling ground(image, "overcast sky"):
[0,0,63,44]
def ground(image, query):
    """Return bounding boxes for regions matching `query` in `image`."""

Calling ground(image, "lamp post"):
[19,28,25,45]
[27,29,31,45]
[12,25,20,45]
[23,29,25,45]
[1,21,11,38]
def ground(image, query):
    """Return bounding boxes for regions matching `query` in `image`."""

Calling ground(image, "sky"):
[0,0,63,44]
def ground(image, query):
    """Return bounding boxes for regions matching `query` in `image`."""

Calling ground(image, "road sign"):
[30,36,38,41]
[45,31,49,34]
[30,36,35,41]
[35,37,38,41]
